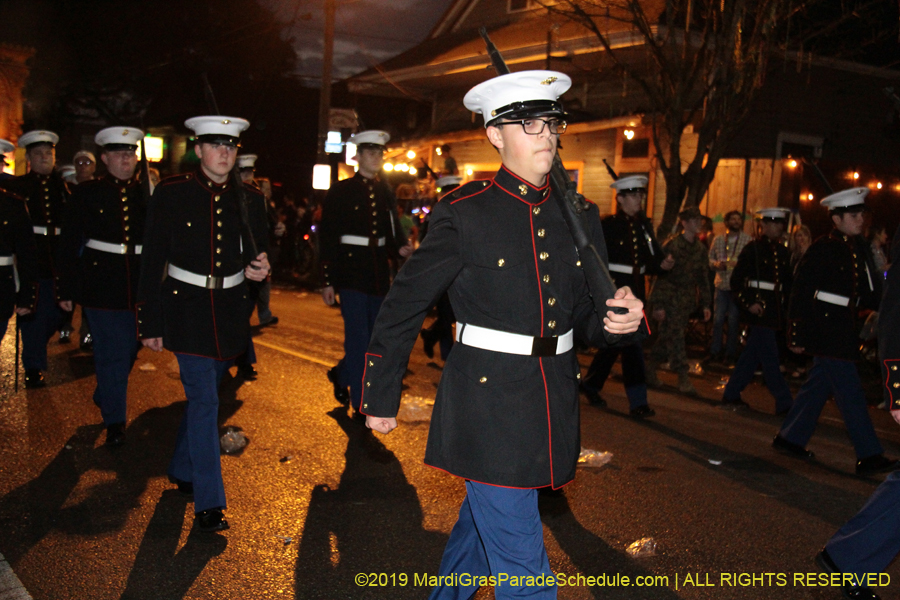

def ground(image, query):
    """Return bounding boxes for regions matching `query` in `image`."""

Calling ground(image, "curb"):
[0,553,32,600]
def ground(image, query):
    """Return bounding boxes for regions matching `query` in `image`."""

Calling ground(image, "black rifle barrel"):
[479,28,626,338]
[200,75,260,264]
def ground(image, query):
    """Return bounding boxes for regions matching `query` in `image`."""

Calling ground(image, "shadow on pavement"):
[295,406,447,599]
[119,489,228,600]
[539,491,683,600]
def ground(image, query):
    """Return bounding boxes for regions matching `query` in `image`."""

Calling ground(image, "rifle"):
[201,73,260,266]
[602,158,619,181]
[479,28,627,341]
[14,319,19,393]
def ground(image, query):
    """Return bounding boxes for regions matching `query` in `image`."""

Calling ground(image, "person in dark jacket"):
[318,130,411,415]
[57,126,146,446]
[360,70,646,600]
[137,115,270,532]
[813,220,900,600]
[720,207,793,413]
[0,139,39,344]
[2,130,70,387]
[775,187,897,476]
[579,174,673,417]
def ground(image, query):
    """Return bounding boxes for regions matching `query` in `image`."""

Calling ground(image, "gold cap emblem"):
[222,119,231,124]
[519,184,528,196]
[122,129,130,136]
[540,76,558,85]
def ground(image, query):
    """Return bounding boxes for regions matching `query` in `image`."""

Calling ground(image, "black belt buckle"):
[368,237,379,248]
[123,244,135,255]
[204,275,223,290]
[531,336,558,356]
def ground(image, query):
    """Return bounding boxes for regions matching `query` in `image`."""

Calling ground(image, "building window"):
[509,0,539,13]
[622,137,650,158]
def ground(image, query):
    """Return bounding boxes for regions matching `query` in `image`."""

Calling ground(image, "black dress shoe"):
[237,364,258,380]
[80,333,93,351]
[261,316,279,327]
[24,369,46,389]
[420,328,436,360]
[168,474,194,497]
[579,384,607,407]
[856,454,899,476]
[721,396,750,410]
[105,422,126,446]
[772,434,815,458]
[327,366,350,405]
[58,329,72,344]
[195,508,229,532]
[816,549,881,600]
[630,405,656,419]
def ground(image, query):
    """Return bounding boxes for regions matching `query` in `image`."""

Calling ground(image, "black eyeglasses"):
[500,118,567,135]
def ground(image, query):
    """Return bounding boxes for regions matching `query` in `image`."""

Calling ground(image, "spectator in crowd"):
[708,210,751,366]
[869,224,890,276]
[73,150,96,184]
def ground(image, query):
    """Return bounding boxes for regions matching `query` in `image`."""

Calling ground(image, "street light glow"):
[406,150,416,159]
[623,129,635,140]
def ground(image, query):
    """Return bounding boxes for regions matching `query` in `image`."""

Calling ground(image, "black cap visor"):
[486,100,567,126]
[196,134,240,147]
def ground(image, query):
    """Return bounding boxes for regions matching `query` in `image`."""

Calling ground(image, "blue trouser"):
[84,308,140,426]
[338,288,384,411]
[429,481,556,600]
[722,326,792,413]
[169,353,229,513]
[710,288,740,358]
[826,470,900,581]
[582,343,649,410]
[17,278,63,370]
[779,357,883,459]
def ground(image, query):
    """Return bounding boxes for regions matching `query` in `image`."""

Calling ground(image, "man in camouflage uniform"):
[647,206,711,395]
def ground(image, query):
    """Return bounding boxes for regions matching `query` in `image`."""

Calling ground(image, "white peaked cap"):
[610,175,648,192]
[94,126,144,148]
[19,130,59,148]
[820,187,869,210]
[184,116,250,139]
[463,70,571,127]
[350,130,390,147]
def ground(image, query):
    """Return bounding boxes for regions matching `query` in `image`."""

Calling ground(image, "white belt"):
[456,322,574,356]
[341,234,385,247]
[814,290,851,307]
[0,255,12,266]
[608,263,645,275]
[167,264,244,290]
[747,280,776,291]
[33,226,61,235]
[85,239,142,255]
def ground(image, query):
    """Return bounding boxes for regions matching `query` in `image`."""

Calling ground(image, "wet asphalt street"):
[1,286,899,600]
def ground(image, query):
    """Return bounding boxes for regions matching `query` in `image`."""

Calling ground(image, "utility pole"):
[316,0,335,163]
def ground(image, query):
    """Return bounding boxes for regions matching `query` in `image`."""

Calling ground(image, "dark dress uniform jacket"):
[1,171,69,284]
[0,191,38,314]
[361,167,644,489]
[879,224,900,409]
[602,211,665,301]
[318,173,407,295]
[136,171,268,360]
[56,174,145,309]
[729,236,792,329]
[788,230,881,360]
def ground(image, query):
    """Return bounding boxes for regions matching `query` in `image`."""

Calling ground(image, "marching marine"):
[720,208,793,413]
[318,130,411,415]
[775,187,897,476]
[0,136,38,344]
[2,130,70,388]
[580,175,673,417]
[360,70,645,599]
[137,115,270,532]
[56,126,146,446]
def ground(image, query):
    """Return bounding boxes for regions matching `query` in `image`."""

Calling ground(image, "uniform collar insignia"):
[494,166,549,205]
